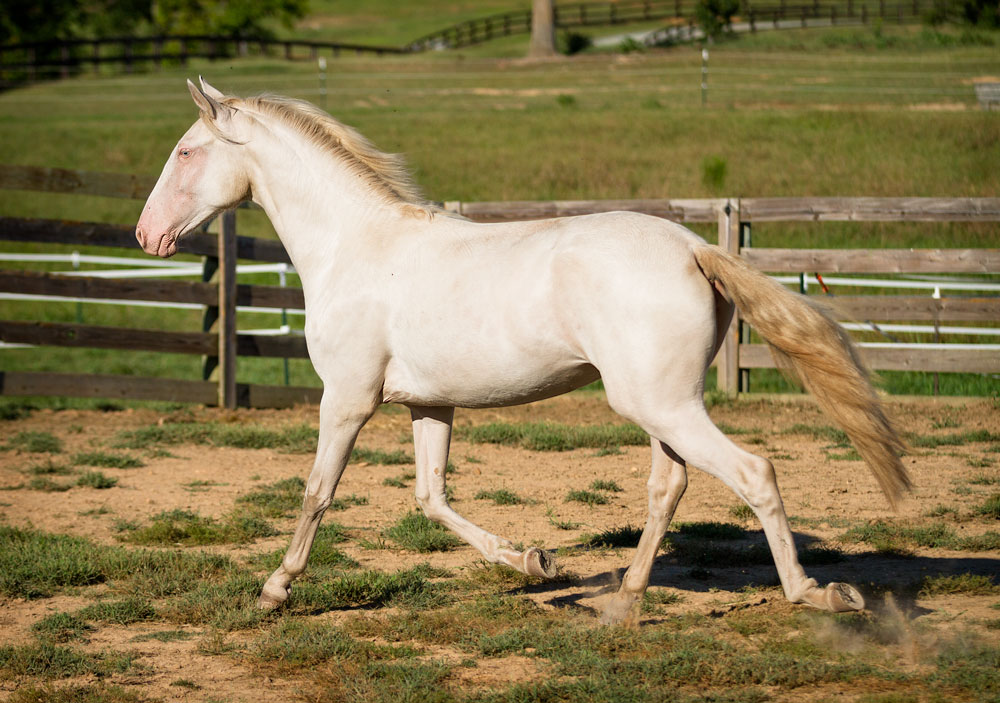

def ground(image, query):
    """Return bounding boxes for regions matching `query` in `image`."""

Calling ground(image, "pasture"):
[1,395,998,702]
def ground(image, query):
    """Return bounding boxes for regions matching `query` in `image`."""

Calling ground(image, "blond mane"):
[221,94,433,215]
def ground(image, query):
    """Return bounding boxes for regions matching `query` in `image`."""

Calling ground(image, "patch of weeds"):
[162,572,267,630]
[251,617,360,668]
[783,424,850,447]
[826,449,863,461]
[973,493,1000,520]
[72,452,143,469]
[0,525,234,600]
[31,613,94,643]
[463,560,546,594]
[931,637,1000,696]
[382,475,407,488]
[799,546,846,565]
[352,447,413,465]
[182,479,224,492]
[910,429,1000,449]
[556,93,577,107]
[729,503,755,521]
[78,596,157,626]
[294,564,447,612]
[593,447,624,456]
[967,457,996,469]
[457,421,646,452]
[546,507,581,530]
[566,489,609,506]
[321,660,452,703]
[0,401,36,421]
[170,679,201,690]
[7,431,63,454]
[839,520,1000,552]
[131,630,193,643]
[970,473,1000,485]
[0,642,135,679]
[581,525,643,549]
[114,422,318,453]
[331,493,368,510]
[76,471,118,489]
[385,512,460,552]
[27,476,72,492]
[475,489,525,505]
[80,506,112,516]
[9,684,152,703]
[117,509,276,546]
[24,459,73,476]
[358,536,389,550]
[236,476,304,518]
[249,522,357,571]
[926,504,960,519]
[919,573,998,597]
[642,589,684,613]
[589,479,623,493]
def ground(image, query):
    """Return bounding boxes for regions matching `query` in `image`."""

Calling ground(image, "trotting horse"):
[136,78,910,625]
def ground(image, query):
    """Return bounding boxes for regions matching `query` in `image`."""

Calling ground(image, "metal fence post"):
[716,199,740,397]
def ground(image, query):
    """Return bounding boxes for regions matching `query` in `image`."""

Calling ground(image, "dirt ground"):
[1,393,998,702]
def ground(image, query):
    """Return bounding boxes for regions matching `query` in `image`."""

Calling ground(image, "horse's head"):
[136,77,252,257]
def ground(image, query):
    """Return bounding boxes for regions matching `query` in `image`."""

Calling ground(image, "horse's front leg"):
[258,391,376,609]
[411,406,556,578]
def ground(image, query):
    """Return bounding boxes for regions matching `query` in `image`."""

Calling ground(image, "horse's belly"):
[381,355,599,408]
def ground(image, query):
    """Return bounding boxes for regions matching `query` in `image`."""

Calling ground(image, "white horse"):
[137,78,910,625]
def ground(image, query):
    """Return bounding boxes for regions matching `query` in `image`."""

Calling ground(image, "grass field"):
[1,22,999,402]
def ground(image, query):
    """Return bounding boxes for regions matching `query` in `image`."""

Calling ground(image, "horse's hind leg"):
[622,400,864,614]
[601,438,687,626]
[410,406,556,578]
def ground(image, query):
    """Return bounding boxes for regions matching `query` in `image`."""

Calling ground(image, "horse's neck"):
[244,126,389,284]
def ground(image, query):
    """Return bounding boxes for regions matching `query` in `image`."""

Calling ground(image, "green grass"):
[973,493,1000,520]
[72,451,144,469]
[78,596,157,625]
[75,471,118,489]
[475,488,525,505]
[580,525,643,549]
[457,422,648,452]
[909,430,1000,449]
[5,432,63,454]
[566,489,610,506]
[384,512,461,552]
[30,613,94,643]
[24,459,72,476]
[351,447,414,465]
[0,643,135,679]
[839,520,1000,552]
[919,573,999,597]
[113,422,318,452]
[116,509,276,547]
[589,479,623,493]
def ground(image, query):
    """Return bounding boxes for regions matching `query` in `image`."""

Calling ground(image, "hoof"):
[523,547,557,579]
[257,583,290,610]
[825,582,864,612]
[600,595,640,627]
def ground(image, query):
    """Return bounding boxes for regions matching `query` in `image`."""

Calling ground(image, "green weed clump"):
[589,479,623,493]
[384,512,460,552]
[475,489,525,505]
[839,520,1000,552]
[783,424,850,447]
[116,509,276,547]
[973,493,1000,520]
[0,642,135,679]
[6,431,63,454]
[456,421,646,452]
[566,489,609,506]
[351,447,413,465]
[114,422,318,453]
[919,573,999,597]
[75,471,118,489]
[30,613,94,643]
[72,452,143,469]
[909,429,1000,449]
[78,596,157,625]
[0,525,236,599]
[252,618,361,668]
[580,525,643,549]
[237,476,305,518]
[294,564,446,612]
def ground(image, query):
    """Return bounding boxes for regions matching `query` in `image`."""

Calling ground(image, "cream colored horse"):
[137,78,910,625]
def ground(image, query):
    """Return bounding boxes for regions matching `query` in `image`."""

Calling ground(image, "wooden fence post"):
[716,199,741,397]
[217,210,238,409]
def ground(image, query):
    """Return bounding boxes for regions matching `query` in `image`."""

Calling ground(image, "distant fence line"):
[0,0,933,85]
[1,163,998,408]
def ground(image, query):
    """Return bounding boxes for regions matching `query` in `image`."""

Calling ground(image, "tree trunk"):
[528,0,557,57]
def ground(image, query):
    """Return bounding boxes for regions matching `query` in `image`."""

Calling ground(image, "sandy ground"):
[0,393,997,701]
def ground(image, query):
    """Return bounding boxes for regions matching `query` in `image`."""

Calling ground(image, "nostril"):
[135,227,145,247]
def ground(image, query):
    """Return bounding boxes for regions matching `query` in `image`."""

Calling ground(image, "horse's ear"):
[187,78,222,119]
[199,76,225,102]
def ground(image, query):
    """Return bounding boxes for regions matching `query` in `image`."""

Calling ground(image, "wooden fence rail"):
[1,165,997,406]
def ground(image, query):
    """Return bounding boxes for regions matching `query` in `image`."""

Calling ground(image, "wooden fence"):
[1,164,998,407]
[1,0,932,83]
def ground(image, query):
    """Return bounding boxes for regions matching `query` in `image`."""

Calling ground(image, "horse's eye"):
[179,148,191,158]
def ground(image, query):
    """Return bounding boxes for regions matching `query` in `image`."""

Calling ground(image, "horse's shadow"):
[516,529,999,619]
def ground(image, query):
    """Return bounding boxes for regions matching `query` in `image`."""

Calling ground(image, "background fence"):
[1,164,998,407]
[0,0,935,84]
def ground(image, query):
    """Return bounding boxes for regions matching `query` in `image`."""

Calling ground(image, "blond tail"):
[694,245,912,509]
